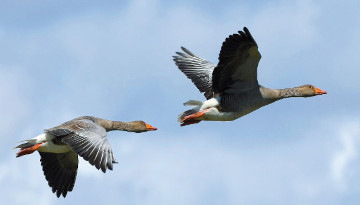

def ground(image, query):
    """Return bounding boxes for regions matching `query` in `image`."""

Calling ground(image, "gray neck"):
[259,86,283,100]
[91,117,129,132]
[279,87,301,98]
[108,121,131,132]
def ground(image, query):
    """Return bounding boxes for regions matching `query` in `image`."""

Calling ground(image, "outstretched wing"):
[39,151,78,198]
[212,27,261,94]
[173,47,216,99]
[45,117,116,173]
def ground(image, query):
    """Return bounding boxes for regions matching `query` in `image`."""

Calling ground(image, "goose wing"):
[212,27,261,94]
[39,150,78,198]
[45,116,116,173]
[173,47,216,99]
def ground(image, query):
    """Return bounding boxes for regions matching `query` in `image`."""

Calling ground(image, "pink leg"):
[181,108,209,123]
[16,142,43,158]
[180,108,210,126]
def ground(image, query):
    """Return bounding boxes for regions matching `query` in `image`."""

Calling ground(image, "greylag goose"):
[14,116,157,197]
[173,27,326,126]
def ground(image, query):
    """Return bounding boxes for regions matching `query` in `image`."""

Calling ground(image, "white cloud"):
[331,121,360,190]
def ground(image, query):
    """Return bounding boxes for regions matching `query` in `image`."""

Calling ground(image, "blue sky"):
[1,0,360,204]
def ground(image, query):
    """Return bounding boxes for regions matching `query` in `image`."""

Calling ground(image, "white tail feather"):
[13,142,33,150]
[183,100,203,106]
[14,136,42,150]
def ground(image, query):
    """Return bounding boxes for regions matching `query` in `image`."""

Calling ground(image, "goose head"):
[128,121,157,133]
[281,85,327,98]
[296,84,327,97]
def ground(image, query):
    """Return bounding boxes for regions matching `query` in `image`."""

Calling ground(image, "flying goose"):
[173,27,326,126]
[14,116,157,197]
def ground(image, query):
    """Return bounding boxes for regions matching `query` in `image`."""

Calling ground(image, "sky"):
[0,0,360,204]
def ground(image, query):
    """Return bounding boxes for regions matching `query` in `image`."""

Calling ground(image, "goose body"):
[173,27,326,126]
[14,116,157,197]
[180,86,278,122]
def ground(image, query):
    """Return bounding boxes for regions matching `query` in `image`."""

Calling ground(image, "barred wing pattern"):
[45,117,116,173]
[173,47,216,99]
[61,132,116,173]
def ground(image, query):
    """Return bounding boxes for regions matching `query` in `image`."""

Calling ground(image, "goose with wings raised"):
[173,27,326,126]
[14,116,157,197]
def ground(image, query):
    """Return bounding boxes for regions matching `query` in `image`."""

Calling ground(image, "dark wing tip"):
[180,47,195,56]
[54,189,67,198]
[174,51,187,59]
[173,46,195,58]
[241,27,256,45]
[243,27,249,33]
[108,163,113,170]
[238,30,246,37]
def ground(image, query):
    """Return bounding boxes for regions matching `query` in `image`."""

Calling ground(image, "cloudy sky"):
[1,0,359,204]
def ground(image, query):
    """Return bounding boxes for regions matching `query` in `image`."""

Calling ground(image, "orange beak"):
[314,87,327,95]
[16,142,43,158]
[145,123,157,131]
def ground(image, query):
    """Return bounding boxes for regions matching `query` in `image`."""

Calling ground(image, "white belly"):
[199,107,260,121]
[198,108,241,121]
